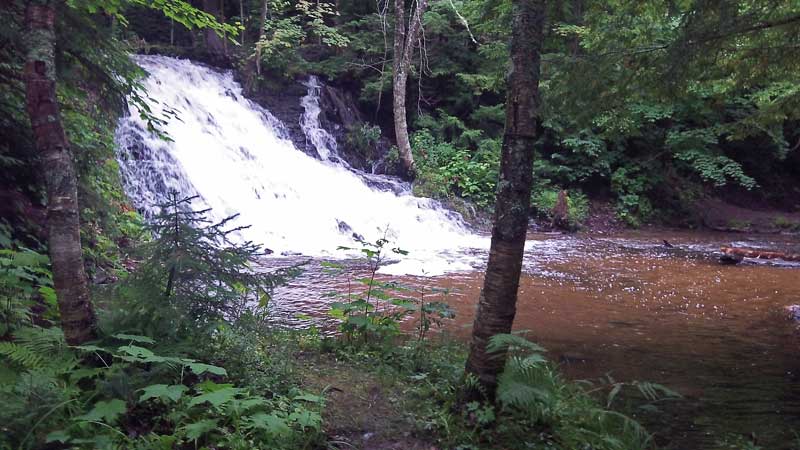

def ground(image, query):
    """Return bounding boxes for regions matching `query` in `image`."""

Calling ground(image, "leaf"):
[76,399,127,424]
[38,286,57,306]
[188,387,239,407]
[45,430,71,444]
[74,344,105,353]
[320,261,344,269]
[244,413,291,436]
[112,333,155,344]
[259,291,271,308]
[289,410,322,430]
[139,384,189,403]
[293,393,324,404]
[186,362,227,376]
[487,334,546,354]
[391,299,417,310]
[182,418,218,440]
[116,345,156,359]
[607,383,622,408]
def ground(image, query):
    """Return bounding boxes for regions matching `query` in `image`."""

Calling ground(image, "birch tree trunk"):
[463,0,546,401]
[23,0,97,345]
[392,0,427,180]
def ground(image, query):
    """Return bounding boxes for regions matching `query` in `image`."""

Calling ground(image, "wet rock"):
[92,268,118,285]
[786,305,800,322]
[559,352,591,364]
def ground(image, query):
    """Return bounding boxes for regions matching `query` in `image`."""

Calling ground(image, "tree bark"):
[23,0,97,345]
[463,0,546,401]
[202,0,227,61]
[255,0,269,75]
[720,246,800,263]
[392,0,427,180]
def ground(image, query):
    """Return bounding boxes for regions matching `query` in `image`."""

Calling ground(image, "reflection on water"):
[270,231,800,449]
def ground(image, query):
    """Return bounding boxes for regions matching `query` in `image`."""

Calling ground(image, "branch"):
[403,0,428,65]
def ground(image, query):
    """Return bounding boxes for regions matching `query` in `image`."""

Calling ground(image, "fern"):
[493,334,655,450]
[0,342,44,370]
[486,333,546,354]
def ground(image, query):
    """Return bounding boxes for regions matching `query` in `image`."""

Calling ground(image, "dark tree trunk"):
[202,0,227,61]
[463,0,546,401]
[23,0,97,345]
[392,0,427,180]
[254,0,268,75]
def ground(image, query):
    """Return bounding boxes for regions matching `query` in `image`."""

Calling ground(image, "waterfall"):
[114,55,484,275]
[299,75,337,161]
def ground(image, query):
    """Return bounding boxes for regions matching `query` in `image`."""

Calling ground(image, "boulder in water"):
[786,305,800,322]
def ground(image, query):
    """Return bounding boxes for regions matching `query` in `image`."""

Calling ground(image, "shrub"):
[531,188,590,229]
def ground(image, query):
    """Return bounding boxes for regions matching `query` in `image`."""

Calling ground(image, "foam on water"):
[115,55,486,275]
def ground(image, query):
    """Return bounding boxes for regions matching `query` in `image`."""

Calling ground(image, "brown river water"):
[269,231,800,449]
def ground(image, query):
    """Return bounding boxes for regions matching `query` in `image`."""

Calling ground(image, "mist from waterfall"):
[115,55,485,275]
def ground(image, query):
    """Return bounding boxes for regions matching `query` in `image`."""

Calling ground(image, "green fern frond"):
[13,326,67,354]
[486,333,546,354]
[0,342,44,370]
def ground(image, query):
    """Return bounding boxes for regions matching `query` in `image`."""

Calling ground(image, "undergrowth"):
[3,199,685,450]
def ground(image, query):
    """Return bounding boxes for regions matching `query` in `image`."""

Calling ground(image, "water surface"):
[272,230,800,449]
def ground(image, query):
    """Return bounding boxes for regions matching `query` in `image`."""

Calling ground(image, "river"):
[271,230,800,449]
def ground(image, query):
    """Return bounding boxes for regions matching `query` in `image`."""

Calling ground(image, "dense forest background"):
[3,0,800,248]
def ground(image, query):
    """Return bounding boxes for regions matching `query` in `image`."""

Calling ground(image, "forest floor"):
[298,352,438,450]
[697,197,800,233]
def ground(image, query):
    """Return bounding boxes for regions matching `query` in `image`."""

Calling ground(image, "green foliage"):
[108,193,300,340]
[611,166,655,227]
[327,237,416,345]
[531,188,590,229]
[0,323,323,450]
[324,237,456,351]
[412,127,500,209]
[0,246,55,337]
[488,333,679,450]
[253,0,349,77]
[345,122,383,162]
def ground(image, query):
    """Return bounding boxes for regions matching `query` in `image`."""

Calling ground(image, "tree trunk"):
[720,246,800,263]
[202,0,227,61]
[239,0,245,48]
[23,0,97,345]
[392,0,427,180]
[255,0,268,75]
[463,0,546,401]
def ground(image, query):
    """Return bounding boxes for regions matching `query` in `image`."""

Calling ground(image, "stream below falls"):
[270,230,800,449]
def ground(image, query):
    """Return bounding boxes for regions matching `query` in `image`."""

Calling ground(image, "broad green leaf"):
[186,362,227,376]
[244,413,291,436]
[182,418,218,440]
[76,399,127,424]
[289,410,322,430]
[117,345,156,359]
[188,387,239,407]
[139,384,188,403]
[112,333,155,344]
[45,430,71,444]
[293,393,324,404]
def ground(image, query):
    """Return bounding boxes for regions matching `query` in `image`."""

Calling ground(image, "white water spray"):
[299,75,337,161]
[115,55,485,275]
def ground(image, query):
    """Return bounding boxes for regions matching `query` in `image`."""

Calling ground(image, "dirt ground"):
[298,353,438,450]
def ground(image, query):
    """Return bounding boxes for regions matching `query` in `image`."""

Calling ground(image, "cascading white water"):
[115,55,485,275]
[299,76,337,161]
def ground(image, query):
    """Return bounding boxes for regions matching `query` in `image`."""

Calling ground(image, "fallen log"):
[720,246,800,264]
